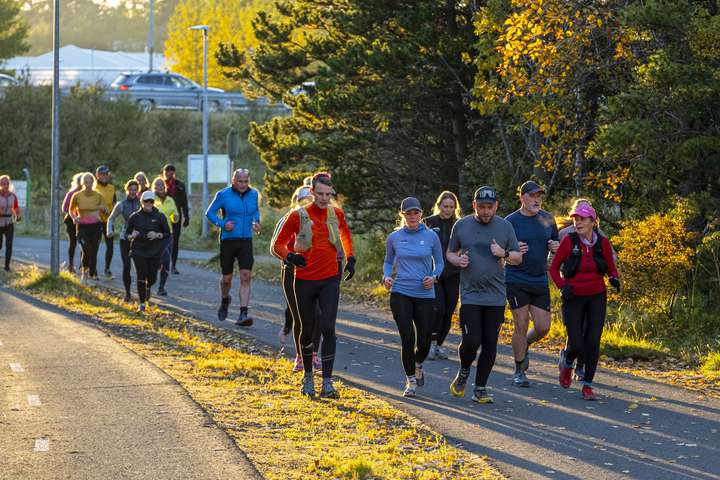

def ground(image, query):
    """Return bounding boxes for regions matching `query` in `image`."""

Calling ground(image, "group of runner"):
[0,166,621,402]
[379,181,620,402]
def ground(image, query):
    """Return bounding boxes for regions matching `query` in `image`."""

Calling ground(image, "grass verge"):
[1,265,502,480]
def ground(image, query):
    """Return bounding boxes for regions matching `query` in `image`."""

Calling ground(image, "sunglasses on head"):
[476,189,495,199]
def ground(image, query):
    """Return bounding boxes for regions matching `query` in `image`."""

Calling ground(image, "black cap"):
[400,197,422,212]
[520,180,545,196]
[474,186,497,204]
[96,165,110,175]
[163,164,176,172]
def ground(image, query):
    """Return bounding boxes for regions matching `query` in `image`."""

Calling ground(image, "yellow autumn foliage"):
[613,200,695,315]
[164,0,275,91]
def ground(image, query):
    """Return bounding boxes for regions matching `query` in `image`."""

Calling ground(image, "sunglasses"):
[143,199,154,203]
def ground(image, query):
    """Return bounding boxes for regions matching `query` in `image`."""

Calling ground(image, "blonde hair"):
[70,172,83,190]
[81,172,96,188]
[561,197,599,229]
[432,191,462,220]
[290,185,313,209]
[152,176,165,190]
[134,171,149,186]
[0,175,14,193]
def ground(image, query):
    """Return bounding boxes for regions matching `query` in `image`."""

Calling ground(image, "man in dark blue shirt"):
[505,181,559,387]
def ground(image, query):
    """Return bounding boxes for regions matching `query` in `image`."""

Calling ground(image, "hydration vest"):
[294,205,344,255]
[560,231,608,279]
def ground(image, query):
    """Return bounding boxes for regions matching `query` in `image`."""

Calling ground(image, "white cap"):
[141,191,155,202]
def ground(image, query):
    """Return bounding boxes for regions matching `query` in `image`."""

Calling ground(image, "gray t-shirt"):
[448,214,520,306]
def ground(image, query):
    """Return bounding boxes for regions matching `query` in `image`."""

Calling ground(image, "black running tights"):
[458,304,505,388]
[390,292,434,377]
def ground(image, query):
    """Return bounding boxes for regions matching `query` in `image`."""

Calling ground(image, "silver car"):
[110,72,227,112]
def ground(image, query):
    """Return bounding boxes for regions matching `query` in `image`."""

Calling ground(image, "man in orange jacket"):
[271,172,355,398]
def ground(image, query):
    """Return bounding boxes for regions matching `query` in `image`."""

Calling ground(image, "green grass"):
[701,352,720,379]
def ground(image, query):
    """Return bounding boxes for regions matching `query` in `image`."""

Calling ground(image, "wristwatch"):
[504,249,510,259]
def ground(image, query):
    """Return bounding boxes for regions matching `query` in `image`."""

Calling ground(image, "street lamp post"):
[50,0,61,275]
[190,24,209,238]
[148,0,155,71]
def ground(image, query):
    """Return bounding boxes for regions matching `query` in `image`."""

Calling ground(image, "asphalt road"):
[9,236,720,480]
[0,288,262,479]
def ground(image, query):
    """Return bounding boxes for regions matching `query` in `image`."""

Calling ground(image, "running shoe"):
[415,365,424,387]
[582,385,597,401]
[403,378,417,397]
[427,344,437,361]
[157,288,168,296]
[301,373,315,397]
[292,356,304,373]
[90,274,99,281]
[513,371,530,387]
[3,266,9,272]
[574,365,585,382]
[138,303,146,313]
[436,345,449,360]
[68,264,75,274]
[319,379,339,399]
[471,388,494,404]
[312,353,322,371]
[450,368,470,397]
[558,348,567,372]
[123,293,131,302]
[104,269,113,279]
[236,310,253,327]
[217,298,230,321]
[172,267,180,275]
[559,365,573,389]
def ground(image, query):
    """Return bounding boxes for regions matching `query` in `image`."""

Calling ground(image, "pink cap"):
[570,204,597,220]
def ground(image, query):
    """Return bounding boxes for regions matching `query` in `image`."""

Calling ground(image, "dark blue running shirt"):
[505,209,559,285]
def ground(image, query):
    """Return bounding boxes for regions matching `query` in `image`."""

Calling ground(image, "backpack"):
[294,205,343,254]
[560,232,608,279]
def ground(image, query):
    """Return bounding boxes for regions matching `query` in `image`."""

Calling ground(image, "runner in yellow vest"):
[153,177,178,297]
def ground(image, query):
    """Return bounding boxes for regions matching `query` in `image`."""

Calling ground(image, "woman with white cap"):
[550,203,620,401]
[383,197,444,397]
[126,190,170,312]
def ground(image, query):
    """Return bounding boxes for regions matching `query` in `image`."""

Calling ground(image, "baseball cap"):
[141,191,155,202]
[400,197,422,212]
[162,164,176,172]
[570,204,597,220]
[296,186,312,201]
[474,186,497,204]
[520,180,545,195]
[96,165,110,175]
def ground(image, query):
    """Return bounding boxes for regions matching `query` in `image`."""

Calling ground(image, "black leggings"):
[293,275,340,378]
[562,292,607,385]
[458,304,505,388]
[0,223,14,269]
[171,221,181,268]
[120,239,132,296]
[390,292,434,376]
[281,263,320,353]
[100,222,113,272]
[64,216,77,267]
[433,274,460,346]
[132,255,161,303]
[159,236,172,290]
[77,223,101,276]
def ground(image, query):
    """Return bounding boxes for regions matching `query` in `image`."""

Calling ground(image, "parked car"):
[108,72,248,112]
[0,73,18,100]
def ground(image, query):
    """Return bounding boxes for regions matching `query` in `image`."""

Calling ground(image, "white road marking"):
[27,394,42,407]
[34,438,49,452]
[0,339,3,346]
[9,362,24,373]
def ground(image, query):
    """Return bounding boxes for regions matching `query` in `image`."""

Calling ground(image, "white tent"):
[3,45,166,87]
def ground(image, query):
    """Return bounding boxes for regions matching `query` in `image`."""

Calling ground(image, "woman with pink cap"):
[549,203,620,400]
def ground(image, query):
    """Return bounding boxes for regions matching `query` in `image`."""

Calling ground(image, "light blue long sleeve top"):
[383,224,444,299]
[205,186,260,240]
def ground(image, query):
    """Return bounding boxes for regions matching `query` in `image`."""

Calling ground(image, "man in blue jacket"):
[206,168,261,326]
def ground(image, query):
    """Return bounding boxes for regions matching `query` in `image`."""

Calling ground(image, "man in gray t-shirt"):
[446,186,521,404]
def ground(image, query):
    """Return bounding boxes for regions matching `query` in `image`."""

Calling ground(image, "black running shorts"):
[506,283,551,312]
[220,238,254,274]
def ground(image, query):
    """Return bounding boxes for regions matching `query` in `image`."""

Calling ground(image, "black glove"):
[285,252,307,268]
[183,216,190,228]
[560,284,575,302]
[344,256,356,281]
[609,277,621,292]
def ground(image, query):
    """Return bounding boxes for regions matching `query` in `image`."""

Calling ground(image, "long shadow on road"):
[12,236,720,480]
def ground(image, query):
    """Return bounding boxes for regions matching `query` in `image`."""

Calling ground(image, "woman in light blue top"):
[383,197,444,397]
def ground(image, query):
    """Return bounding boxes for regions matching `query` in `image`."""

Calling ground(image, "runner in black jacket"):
[162,164,189,274]
[423,191,462,360]
[126,191,170,312]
